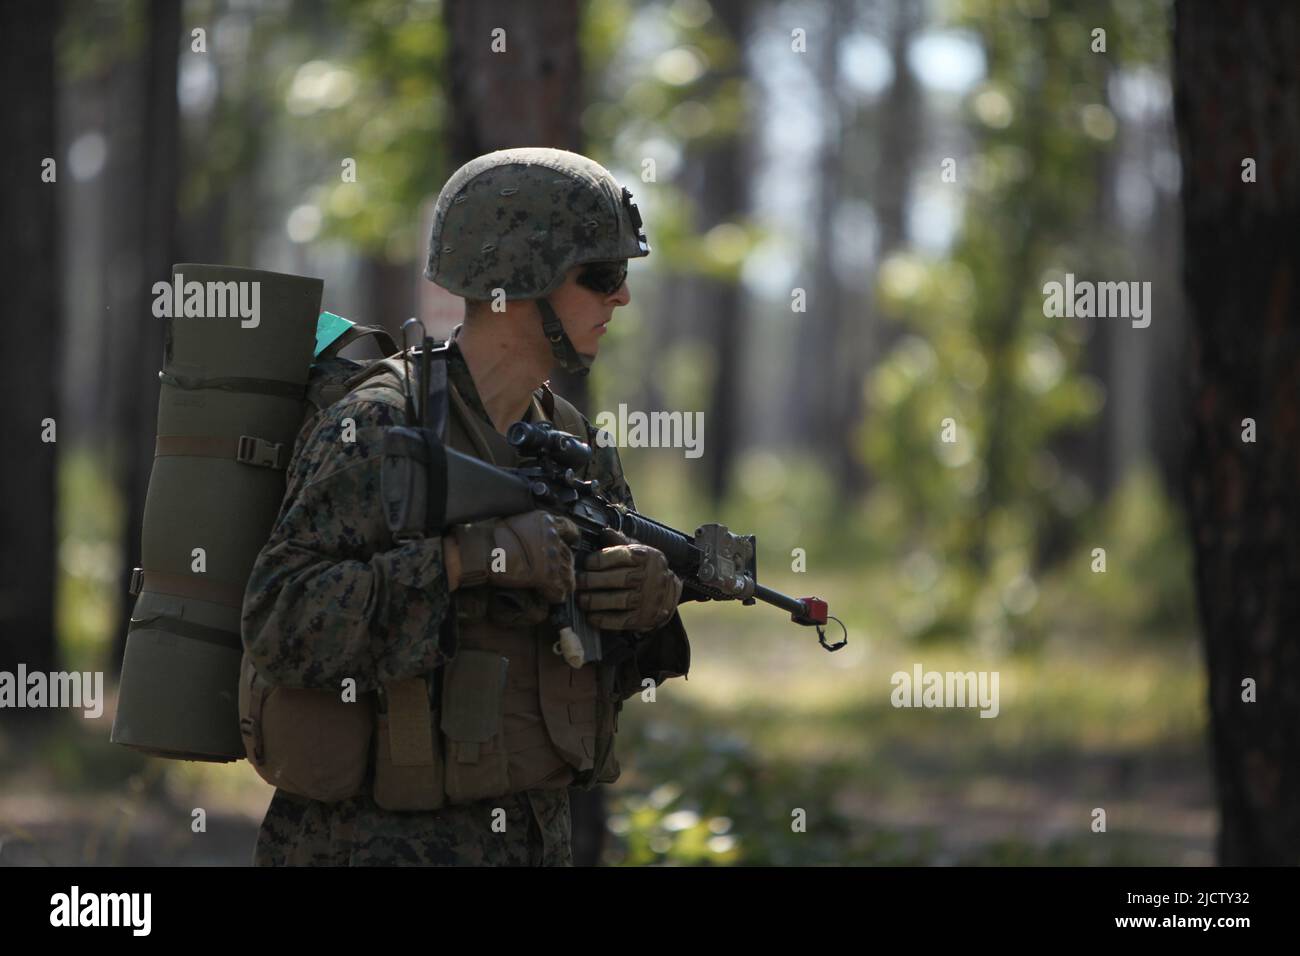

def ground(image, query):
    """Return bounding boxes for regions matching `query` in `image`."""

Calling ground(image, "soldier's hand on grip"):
[452,511,580,603]
[576,538,682,632]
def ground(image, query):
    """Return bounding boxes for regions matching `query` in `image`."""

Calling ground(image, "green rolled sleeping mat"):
[111,264,323,761]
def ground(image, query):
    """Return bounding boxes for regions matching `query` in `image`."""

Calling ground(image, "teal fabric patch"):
[315,311,354,358]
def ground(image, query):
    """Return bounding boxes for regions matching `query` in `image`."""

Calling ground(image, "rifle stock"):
[443,445,536,525]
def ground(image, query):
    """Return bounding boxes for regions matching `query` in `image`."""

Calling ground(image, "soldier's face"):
[544,263,632,359]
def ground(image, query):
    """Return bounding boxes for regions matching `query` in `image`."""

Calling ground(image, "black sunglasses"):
[576,259,629,295]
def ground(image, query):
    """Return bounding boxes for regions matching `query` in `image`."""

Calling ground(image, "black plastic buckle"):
[237,435,283,469]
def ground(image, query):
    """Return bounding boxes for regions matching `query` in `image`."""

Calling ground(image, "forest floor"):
[0,569,1213,867]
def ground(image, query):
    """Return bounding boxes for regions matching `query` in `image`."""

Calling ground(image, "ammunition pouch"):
[373,676,445,811]
[238,651,374,802]
[440,649,513,803]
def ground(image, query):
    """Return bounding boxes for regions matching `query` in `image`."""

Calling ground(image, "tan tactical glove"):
[449,511,580,604]
[576,530,683,631]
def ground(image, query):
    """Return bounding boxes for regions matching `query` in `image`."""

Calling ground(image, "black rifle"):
[380,329,845,666]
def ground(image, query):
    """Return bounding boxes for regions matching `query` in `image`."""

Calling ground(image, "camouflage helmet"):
[425,147,649,299]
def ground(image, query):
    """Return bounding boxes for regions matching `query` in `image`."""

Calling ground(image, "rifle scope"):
[506,421,592,471]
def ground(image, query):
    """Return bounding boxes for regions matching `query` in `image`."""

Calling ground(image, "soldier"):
[242,147,691,866]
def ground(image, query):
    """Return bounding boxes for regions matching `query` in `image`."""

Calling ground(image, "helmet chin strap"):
[536,298,594,376]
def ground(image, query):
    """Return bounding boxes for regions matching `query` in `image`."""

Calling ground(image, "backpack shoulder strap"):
[419,343,452,441]
[318,324,398,362]
[315,312,398,362]
[305,356,369,414]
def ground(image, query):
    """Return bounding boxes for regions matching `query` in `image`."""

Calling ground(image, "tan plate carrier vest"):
[240,356,625,809]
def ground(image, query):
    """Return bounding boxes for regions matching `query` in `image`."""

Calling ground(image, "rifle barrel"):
[752,583,805,617]
[615,510,701,574]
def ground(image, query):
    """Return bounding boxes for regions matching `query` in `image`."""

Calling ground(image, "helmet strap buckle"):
[536,298,594,377]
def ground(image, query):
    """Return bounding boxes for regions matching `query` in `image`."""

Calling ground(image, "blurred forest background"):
[2,0,1295,866]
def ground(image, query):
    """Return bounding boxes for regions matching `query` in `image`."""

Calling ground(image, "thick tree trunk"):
[0,1,61,692]
[1175,0,1300,864]
[443,0,589,411]
[110,0,180,676]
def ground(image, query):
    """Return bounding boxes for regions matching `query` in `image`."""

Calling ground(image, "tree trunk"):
[701,0,752,504]
[443,0,589,411]
[1146,156,1188,501]
[799,0,847,463]
[1175,0,1300,864]
[110,0,180,675]
[848,0,920,495]
[0,1,61,692]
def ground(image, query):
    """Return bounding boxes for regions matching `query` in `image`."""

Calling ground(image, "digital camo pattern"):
[256,787,572,866]
[425,147,649,300]
[246,339,688,865]
[242,370,451,693]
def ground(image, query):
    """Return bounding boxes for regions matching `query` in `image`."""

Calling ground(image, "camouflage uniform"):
[244,333,688,866]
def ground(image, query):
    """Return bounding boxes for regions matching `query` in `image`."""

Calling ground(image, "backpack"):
[109,260,395,765]
[111,265,326,762]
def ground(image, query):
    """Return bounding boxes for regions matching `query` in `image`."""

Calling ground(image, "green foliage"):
[858,0,1174,644]
[580,0,757,278]
[1046,465,1197,639]
[56,447,123,674]
[607,710,859,865]
[284,0,447,260]
[582,0,747,152]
